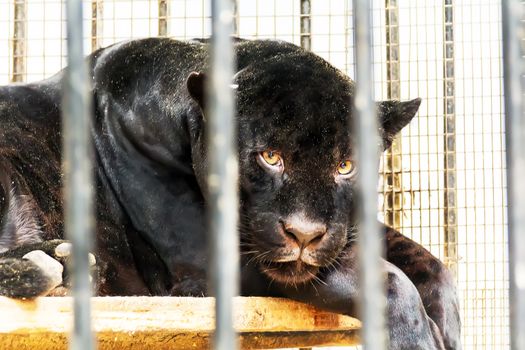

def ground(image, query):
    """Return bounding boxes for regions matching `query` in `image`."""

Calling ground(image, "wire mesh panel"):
[376,1,508,348]
[455,3,508,347]
[0,1,510,349]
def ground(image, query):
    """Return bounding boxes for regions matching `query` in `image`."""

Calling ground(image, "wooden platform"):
[0,296,361,349]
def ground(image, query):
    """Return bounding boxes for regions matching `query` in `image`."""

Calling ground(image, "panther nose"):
[283,215,327,247]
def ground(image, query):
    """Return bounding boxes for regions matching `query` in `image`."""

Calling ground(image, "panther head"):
[187,46,420,286]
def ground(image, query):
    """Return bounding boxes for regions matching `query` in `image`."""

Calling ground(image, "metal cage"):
[0,0,523,349]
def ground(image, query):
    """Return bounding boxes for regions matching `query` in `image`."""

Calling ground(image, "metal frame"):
[383,0,402,229]
[443,0,458,278]
[91,0,103,51]
[11,0,26,82]
[158,0,169,37]
[300,0,311,51]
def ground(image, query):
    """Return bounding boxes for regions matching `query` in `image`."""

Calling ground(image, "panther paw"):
[0,240,97,298]
[22,249,64,292]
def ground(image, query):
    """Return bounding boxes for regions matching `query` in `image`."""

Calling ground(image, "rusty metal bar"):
[63,0,95,349]
[300,0,311,51]
[90,1,103,51]
[443,0,458,278]
[383,0,402,229]
[91,0,104,51]
[385,0,400,102]
[11,0,26,82]
[158,0,169,37]
[352,0,387,349]
[208,0,238,349]
[502,0,525,349]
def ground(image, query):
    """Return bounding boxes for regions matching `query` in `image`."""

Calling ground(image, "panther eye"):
[337,160,354,176]
[258,150,284,170]
[261,150,282,166]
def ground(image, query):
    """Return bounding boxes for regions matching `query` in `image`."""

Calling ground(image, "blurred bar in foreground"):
[502,1,525,349]
[63,0,95,349]
[208,0,239,349]
[352,0,387,349]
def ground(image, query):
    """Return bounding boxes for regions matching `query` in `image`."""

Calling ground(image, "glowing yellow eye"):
[261,150,282,166]
[337,160,354,175]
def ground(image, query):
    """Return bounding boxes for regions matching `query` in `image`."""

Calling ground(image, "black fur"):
[0,258,50,298]
[0,38,460,349]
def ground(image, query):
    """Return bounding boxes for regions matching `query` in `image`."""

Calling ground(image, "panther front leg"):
[268,244,446,350]
[0,170,97,298]
[385,226,461,350]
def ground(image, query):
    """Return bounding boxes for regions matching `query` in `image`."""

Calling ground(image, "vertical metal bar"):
[385,0,399,102]
[63,0,94,350]
[300,0,311,51]
[91,0,103,51]
[502,0,525,349]
[352,1,387,349]
[158,0,169,37]
[208,0,238,349]
[11,0,26,82]
[383,0,402,229]
[443,0,458,279]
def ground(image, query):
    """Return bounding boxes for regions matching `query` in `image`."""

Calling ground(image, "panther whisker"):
[240,250,259,256]
[245,254,260,266]
[310,272,327,286]
[267,277,276,289]
[308,279,319,295]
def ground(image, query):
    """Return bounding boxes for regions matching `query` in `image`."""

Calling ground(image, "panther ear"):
[187,71,239,110]
[377,98,421,150]
[187,71,207,109]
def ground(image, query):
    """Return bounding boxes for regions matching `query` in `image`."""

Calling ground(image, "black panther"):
[0,38,460,349]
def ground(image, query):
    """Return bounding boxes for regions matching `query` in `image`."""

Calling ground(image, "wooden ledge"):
[0,296,360,349]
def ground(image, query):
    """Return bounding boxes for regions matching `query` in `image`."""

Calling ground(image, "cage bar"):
[0,1,513,349]
[442,0,458,278]
[502,0,525,349]
[158,0,169,37]
[383,0,402,229]
[91,0,103,51]
[208,0,239,349]
[300,0,310,51]
[11,0,26,82]
[63,0,95,349]
[352,0,387,349]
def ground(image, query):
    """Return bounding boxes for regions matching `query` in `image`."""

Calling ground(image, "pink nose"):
[283,214,327,247]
